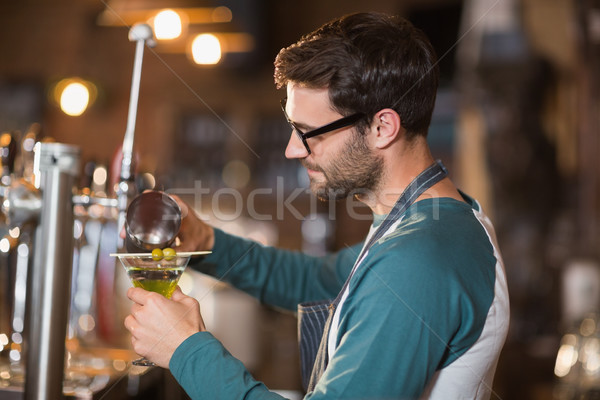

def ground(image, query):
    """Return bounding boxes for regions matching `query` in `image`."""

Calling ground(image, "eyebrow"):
[291,120,317,132]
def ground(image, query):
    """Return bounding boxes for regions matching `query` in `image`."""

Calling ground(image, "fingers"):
[170,194,189,218]
[124,314,138,337]
[127,287,143,304]
[125,313,157,359]
[169,286,186,301]
[126,302,147,337]
[169,287,200,314]
[125,302,159,359]
[127,287,162,305]
[173,240,195,253]
[131,302,143,317]
[168,194,215,252]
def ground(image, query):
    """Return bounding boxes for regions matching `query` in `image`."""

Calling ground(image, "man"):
[124,12,509,399]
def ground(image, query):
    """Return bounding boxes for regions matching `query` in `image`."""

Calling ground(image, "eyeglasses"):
[280,98,365,155]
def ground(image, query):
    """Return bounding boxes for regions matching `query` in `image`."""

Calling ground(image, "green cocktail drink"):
[115,253,192,366]
[126,266,184,298]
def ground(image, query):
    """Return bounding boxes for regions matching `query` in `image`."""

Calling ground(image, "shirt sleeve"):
[170,332,288,400]
[189,228,363,311]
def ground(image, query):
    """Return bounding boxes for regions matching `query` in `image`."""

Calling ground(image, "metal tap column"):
[25,143,80,400]
[117,23,155,246]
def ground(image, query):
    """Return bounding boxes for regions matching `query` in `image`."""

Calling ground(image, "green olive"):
[163,247,176,261]
[151,248,164,261]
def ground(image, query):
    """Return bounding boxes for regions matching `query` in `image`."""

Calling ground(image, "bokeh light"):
[153,9,182,40]
[191,33,221,65]
[53,78,97,117]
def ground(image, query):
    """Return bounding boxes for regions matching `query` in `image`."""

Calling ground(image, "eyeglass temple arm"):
[302,113,366,139]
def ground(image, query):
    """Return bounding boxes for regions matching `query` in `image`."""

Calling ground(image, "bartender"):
[124,12,510,399]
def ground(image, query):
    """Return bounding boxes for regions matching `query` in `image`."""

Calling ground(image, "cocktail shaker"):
[125,191,181,253]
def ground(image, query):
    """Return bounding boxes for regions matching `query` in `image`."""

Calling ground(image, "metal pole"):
[117,23,155,247]
[25,142,80,400]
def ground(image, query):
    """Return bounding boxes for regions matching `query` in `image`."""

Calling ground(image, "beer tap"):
[116,23,156,247]
[0,130,41,383]
[0,23,158,399]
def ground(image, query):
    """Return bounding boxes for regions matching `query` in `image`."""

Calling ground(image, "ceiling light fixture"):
[191,33,221,65]
[51,78,98,117]
[152,9,183,40]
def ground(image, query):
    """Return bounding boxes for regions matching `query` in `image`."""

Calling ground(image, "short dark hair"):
[274,12,439,139]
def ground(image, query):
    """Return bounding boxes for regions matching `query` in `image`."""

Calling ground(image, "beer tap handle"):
[117,23,155,247]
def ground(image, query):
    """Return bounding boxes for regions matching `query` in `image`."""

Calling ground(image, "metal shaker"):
[125,191,181,253]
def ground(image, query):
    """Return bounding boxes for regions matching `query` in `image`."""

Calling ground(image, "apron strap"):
[303,160,449,393]
[333,160,448,306]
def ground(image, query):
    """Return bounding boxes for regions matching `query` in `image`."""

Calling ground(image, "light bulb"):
[154,9,182,40]
[60,82,90,116]
[191,33,221,65]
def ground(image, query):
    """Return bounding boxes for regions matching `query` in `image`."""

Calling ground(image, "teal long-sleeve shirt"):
[169,197,509,399]
[186,226,361,311]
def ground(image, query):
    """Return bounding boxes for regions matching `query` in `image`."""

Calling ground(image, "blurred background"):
[0,0,599,399]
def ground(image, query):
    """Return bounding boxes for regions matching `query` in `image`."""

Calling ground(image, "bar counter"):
[0,346,190,400]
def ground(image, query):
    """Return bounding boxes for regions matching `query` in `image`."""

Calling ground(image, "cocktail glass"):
[115,253,191,366]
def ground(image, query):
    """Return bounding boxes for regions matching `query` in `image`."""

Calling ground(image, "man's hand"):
[124,286,205,368]
[170,194,215,252]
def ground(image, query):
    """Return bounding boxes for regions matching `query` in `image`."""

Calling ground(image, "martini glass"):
[114,252,195,366]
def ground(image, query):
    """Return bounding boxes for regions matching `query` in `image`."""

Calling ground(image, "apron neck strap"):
[335,160,448,304]
[364,159,448,251]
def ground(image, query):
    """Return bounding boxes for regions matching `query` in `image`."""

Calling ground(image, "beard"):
[302,130,383,201]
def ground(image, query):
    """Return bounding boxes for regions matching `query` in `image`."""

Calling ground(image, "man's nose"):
[284,132,309,159]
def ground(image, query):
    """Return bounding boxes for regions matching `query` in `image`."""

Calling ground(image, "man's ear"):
[372,108,402,149]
